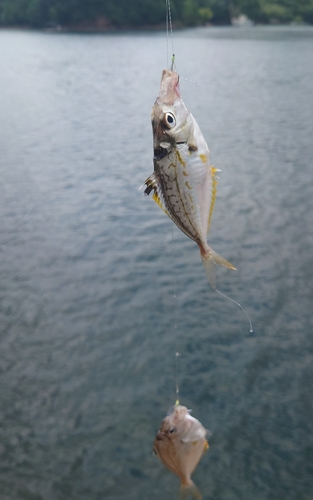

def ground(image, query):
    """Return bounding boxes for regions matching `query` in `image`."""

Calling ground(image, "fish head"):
[153,405,192,447]
[151,70,193,158]
[161,405,192,436]
[156,405,208,440]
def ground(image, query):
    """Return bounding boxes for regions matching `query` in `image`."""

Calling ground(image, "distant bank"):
[1,0,312,31]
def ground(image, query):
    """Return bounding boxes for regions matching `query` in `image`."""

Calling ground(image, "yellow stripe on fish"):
[208,165,220,231]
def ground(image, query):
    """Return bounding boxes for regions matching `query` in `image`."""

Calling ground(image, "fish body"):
[153,404,208,500]
[144,69,236,289]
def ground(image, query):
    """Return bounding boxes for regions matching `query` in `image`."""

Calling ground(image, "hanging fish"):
[143,69,236,290]
[153,404,208,500]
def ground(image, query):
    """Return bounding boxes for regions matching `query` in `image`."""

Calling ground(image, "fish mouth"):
[155,430,166,441]
[159,69,181,105]
[154,146,168,161]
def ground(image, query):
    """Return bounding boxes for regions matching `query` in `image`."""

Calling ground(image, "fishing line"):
[175,351,180,405]
[179,75,201,87]
[171,225,181,405]
[166,0,175,71]
[166,0,180,405]
[171,227,178,331]
[166,0,169,67]
[215,288,253,333]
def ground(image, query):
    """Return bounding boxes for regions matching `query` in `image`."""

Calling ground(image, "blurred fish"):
[153,404,208,500]
[143,69,236,289]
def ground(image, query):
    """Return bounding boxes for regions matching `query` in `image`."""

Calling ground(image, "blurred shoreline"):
[1,20,310,34]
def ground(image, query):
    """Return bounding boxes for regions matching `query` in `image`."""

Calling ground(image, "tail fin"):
[201,247,236,290]
[178,480,202,500]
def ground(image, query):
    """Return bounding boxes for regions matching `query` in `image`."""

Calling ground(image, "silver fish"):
[143,69,236,289]
[153,404,209,500]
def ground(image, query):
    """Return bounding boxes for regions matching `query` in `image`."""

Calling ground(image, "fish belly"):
[179,439,206,477]
[155,145,211,245]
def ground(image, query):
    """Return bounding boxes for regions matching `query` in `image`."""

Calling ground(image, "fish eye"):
[164,112,176,128]
[168,427,176,434]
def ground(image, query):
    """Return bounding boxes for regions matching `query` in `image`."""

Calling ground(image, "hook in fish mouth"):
[154,146,168,161]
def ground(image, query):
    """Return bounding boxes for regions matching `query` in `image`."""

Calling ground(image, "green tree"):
[199,6,213,23]
[233,0,309,23]
[261,2,292,23]
[300,0,313,23]
[1,0,28,25]
[1,0,313,27]
[26,0,47,26]
[182,0,199,25]
[182,0,214,26]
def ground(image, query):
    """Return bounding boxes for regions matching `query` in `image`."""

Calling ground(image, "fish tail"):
[178,480,202,500]
[200,247,236,290]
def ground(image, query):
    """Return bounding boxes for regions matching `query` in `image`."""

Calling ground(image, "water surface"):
[0,25,313,500]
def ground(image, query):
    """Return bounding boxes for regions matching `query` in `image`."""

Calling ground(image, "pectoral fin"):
[142,173,168,216]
